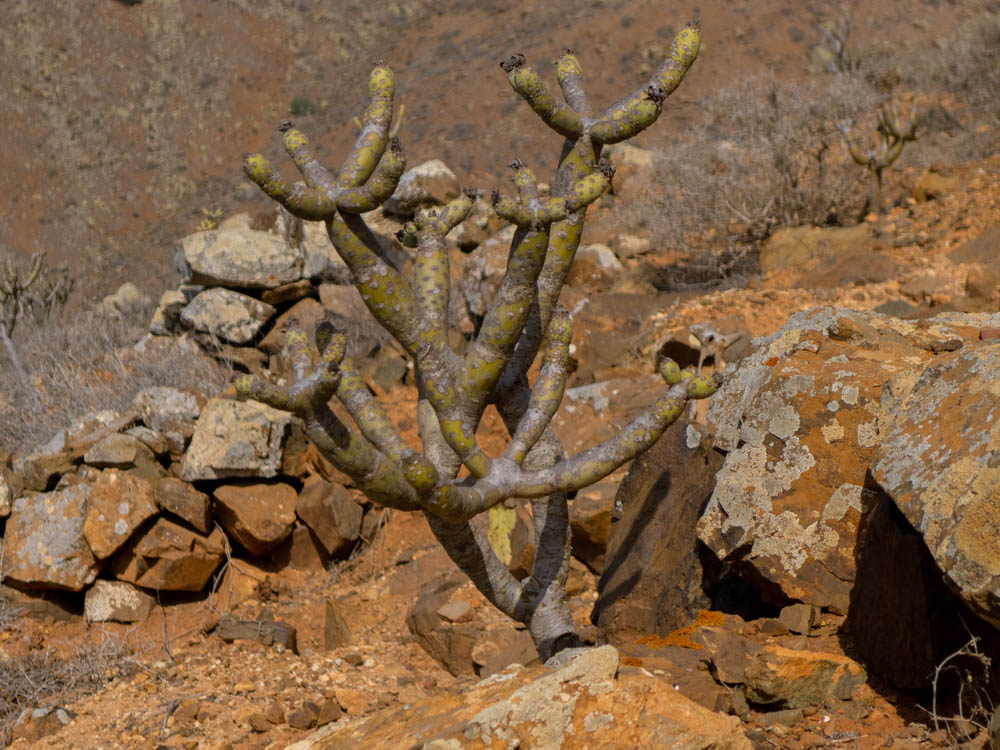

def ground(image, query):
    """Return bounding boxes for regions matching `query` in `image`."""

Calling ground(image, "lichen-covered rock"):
[179,287,276,345]
[112,519,225,592]
[133,386,201,447]
[871,341,1000,626]
[177,228,303,289]
[82,432,156,470]
[213,482,297,557]
[699,307,1000,614]
[3,485,100,591]
[180,397,292,481]
[84,580,155,623]
[83,469,158,560]
[382,159,461,216]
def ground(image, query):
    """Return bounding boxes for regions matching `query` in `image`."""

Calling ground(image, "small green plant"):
[289,95,318,117]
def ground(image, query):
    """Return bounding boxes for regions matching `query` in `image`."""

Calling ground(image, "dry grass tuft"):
[0,302,229,454]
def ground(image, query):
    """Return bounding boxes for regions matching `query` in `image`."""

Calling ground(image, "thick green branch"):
[504,309,572,465]
[555,50,590,114]
[243,153,335,220]
[280,121,338,194]
[501,54,583,138]
[590,22,700,144]
[336,136,407,213]
[337,62,396,188]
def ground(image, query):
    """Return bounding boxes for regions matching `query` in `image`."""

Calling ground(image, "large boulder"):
[3,485,100,591]
[180,397,293,481]
[698,307,1000,615]
[176,228,302,289]
[111,518,225,592]
[179,288,276,345]
[871,339,1000,626]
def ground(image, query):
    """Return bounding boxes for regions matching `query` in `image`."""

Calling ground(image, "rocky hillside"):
[2,1,1000,749]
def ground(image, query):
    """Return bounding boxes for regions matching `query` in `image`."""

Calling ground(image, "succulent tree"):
[836,102,918,215]
[236,22,720,660]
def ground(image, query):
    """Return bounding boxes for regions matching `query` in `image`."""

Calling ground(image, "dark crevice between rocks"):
[845,470,1000,722]
[698,542,782,622]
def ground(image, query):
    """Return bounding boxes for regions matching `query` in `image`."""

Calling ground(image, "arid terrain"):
[2,1,1000,749]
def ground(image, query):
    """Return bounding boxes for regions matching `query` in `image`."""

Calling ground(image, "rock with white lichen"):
[698,307,1000,614]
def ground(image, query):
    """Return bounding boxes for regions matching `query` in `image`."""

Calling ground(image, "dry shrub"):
[622,72,878,290]
[0,625,135,745]
[623,6,1000,291]
[0,302,228,454]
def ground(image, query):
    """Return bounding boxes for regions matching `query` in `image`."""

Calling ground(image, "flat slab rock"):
[286,646,751,750]
[872,339,1000,626]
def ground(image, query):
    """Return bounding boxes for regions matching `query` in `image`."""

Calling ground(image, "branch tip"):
[644,84,667,105]
[500,53,526,73]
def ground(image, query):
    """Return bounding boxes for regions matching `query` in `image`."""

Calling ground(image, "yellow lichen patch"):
[486,504,517,564]
[953,469,1000,577]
